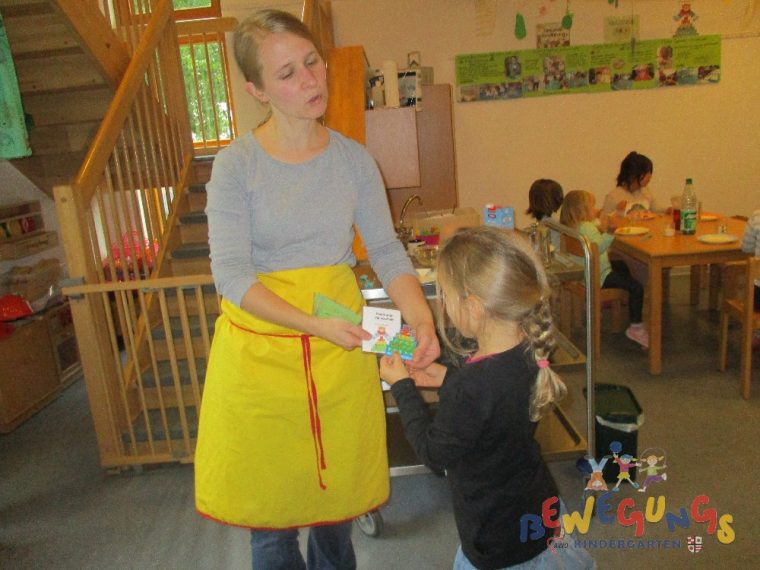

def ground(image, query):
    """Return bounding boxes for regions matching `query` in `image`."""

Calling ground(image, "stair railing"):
[62,275,220,467]
[54,0,203,468]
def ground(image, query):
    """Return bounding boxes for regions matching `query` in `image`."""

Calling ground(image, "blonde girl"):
[380,226,593,569]
[560,190,648,348]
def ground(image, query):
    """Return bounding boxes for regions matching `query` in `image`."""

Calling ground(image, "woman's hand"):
[312,317,371,350]
[409,321,441,369]
[409,362,447,389]
[379,352,411,385]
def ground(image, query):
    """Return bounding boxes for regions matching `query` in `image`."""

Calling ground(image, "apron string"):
[229,320,328,490]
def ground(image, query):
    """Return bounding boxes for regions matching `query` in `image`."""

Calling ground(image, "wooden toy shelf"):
[0,201,58,261]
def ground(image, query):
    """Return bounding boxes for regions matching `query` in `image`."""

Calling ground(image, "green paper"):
[313,293,361,325]
[515,13,526,40]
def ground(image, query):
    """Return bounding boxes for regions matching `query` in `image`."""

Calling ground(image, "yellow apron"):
[195,265,389,529]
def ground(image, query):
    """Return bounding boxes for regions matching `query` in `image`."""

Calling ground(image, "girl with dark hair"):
[601,151,665,217]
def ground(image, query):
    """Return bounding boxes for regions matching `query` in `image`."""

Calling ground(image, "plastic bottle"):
[680,178,697,235]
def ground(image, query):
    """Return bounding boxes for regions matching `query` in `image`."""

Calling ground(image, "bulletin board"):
[454,0,760,103]
[455,34,721,102]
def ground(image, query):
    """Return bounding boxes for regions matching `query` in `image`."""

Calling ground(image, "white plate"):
[699,214,718,222]
[615,226,649,236]
[697,233,738,244]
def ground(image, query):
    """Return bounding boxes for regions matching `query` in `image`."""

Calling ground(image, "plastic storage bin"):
[584,383,644,482]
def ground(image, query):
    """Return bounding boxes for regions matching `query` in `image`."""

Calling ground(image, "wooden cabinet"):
[0,300,80,432]
[365,106,420,189]
[365,85,458,223]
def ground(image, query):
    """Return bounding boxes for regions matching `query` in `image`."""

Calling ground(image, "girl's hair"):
[233,9,318,88]
[616,151,653,190]
[436,226,566,421]
[559,189,594,229]
[526,179,564,221]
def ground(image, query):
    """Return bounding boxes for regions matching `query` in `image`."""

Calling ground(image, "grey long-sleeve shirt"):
[205,129,413,306]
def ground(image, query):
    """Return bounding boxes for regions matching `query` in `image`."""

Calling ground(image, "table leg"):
[690,265,700,306]
[709,264,721,311]
[649,261,663,375]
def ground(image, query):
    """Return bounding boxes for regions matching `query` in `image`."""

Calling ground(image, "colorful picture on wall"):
[455,34,720,102]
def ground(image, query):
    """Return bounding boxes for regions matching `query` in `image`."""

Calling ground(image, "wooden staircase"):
[1,0,129,197]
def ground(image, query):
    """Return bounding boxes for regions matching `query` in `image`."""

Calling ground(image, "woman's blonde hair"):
[560,189,594,229]
[436,226,566,421]
[233,9,319,88]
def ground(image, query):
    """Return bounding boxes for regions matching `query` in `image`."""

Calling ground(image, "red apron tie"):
[229,320,328,490]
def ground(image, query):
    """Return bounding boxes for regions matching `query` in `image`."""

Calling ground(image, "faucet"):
[397,194,423,232]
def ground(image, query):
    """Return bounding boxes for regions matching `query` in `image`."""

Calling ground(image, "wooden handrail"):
[75,0,172,203]
[64,273,215,296]
[175,17,237,35]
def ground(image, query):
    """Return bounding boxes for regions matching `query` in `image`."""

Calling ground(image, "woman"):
[601,151,666,218]
[194,10,439,569]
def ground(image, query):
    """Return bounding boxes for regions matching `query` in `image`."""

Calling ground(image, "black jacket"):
[390,344,557,569]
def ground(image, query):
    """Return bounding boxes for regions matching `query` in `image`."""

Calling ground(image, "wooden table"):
[611,214,748,375]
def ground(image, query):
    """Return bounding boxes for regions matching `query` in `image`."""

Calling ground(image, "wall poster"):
[455,34,720,103]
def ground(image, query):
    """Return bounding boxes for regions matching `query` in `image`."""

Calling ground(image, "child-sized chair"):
[560,235,628,358]
[718,257,760,400]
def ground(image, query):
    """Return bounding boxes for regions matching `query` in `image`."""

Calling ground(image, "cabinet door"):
[365,106,421,189]
[0,317,59,431]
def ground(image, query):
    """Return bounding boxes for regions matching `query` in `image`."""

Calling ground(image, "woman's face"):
[248,31,327,121]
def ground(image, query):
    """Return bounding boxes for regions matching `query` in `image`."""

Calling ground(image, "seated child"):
[525,178,564,250]
[560,190,649,348]
[602,151,667,221]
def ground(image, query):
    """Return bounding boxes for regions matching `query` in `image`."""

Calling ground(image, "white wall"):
[223,0,760,228]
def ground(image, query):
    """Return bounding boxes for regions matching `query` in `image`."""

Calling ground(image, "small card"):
[313,293,361,325]
[362,306,417,360]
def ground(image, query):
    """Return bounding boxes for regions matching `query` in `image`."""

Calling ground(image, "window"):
[173,0,220,21]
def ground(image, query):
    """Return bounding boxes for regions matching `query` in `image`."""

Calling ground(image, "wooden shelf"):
[0,200,58,260]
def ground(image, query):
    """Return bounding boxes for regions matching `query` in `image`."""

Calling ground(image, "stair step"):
[22,87,112,127]
[170,257,211,276]
[140,358,207,388]
[27,120,100,156]
[187,188,207,211]
[179,210,207,225]
[4,12,79,55]
[15,51,108,94]
[172,242,210,259]
[123,406,199,444]
[151,315,214,340]
[163,285,218,317]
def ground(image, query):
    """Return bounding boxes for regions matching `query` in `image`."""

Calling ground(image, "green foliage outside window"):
[180,42,232,143]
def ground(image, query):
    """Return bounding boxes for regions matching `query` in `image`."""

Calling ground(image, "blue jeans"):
[250,521,356,570]
[452,500,595,570]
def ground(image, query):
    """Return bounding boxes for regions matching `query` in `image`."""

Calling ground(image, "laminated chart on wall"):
[0,12,31,159]
[455,34,721,103]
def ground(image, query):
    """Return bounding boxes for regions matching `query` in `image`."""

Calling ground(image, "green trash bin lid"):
[584,383,643,426]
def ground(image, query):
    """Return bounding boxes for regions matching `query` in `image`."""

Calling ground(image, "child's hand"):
[379,352,411,385]
[409,362,447,388]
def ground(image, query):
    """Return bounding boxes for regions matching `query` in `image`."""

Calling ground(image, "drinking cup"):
[664,222,675,237]
[672,209,681,231]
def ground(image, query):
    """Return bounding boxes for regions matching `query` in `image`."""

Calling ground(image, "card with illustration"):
[362,306,417,360]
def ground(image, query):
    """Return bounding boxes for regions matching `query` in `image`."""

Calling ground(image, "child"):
[560,190,649,348]
[526,178,564,222]
[601,151,666,219]
[380,226,594,570]
[525,178,564,253]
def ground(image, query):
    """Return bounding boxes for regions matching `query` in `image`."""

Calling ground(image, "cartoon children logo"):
[637,448,668,493]
[582,441,668,494]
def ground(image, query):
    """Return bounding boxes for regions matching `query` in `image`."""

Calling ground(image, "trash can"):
[584,383,644,482]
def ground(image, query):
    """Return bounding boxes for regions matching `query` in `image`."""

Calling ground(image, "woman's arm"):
[240,283,370,350]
